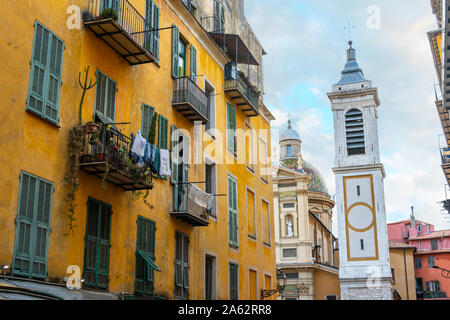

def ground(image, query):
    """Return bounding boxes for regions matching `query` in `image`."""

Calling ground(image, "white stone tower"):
[327,41,392,300]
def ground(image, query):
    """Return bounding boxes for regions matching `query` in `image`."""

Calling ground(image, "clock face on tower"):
[343,175,379,261]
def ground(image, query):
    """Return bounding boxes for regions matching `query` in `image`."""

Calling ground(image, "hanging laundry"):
[131,130,146,158]
[187,184,214,210]
[159,149,172,177]
[151,148,161,174]
[144,143,157,167]
[130,131,147,168]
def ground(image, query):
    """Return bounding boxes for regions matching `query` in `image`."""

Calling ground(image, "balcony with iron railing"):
[423,291,447,299]
[170,183,211,227]
[201,15,259,67]
[172,77,209,124]
[225,70,260,117]
[78,124,153,191]
[83,0,157,65]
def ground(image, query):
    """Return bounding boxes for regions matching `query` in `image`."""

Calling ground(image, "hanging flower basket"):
[86,122,101,134]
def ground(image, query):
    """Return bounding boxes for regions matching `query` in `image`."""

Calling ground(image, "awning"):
[209,33,259,65]
[138,250,161,272]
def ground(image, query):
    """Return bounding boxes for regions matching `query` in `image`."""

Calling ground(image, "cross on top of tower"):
[344,21,355,41]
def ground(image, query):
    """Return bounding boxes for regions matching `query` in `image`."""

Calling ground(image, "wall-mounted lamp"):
[261,269,287,300]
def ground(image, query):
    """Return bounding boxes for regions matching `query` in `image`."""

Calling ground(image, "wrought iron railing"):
[79,124,152,185]
[423,291,447,299]
[225,72,260,111]
[200,15,225,34]
[172,77,209,120]
[84,0,157,58]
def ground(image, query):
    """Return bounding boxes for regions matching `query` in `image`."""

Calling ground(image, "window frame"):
[94,69,117,123]
[246,186,257,239]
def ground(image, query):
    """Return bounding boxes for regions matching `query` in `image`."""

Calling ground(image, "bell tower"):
[328,41,392,300]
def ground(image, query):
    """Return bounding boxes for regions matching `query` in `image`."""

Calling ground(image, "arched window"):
[345,109,365,155]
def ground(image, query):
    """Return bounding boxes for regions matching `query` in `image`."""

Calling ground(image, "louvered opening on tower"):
[345,109,365,156]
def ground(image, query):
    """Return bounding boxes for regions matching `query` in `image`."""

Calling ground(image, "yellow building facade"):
[0,0,276,300]
[388,242,416,300]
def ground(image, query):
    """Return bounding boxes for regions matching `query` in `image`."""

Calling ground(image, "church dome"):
[279,120,301,141]
[302,161,329,195]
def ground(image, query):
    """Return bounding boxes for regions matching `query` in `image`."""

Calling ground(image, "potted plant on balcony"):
[100,8,119,22]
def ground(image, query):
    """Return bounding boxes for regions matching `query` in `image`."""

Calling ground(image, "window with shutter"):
[135,217,158,296]
[95,70,116,123]
[141,104,154,141]
[158,115,169,150]
[229,263,239,300]
[83,198,112,289]
[228,176,238,247]
[227,103,237,155]
[175,231,189,299]
[172,24,180,78]
[27,21,64,124]
[145,0,160,60]
[214,0,225,33]
[190,45,197,83]
[12,172,53,279]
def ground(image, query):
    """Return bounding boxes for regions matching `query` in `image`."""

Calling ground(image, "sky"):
[244,0,450,232]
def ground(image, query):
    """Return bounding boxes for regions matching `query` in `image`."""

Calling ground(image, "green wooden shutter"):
[228,176,238,247]
[158,115,169,150]
[12,172,53,279]
[190,45,197,83]
[229,263,238,300]
[95,70,116,123]
[27,22,64,124]
[106,77,116,122]
[227,103,237,154]
[183,234,189,289]
[141,104,154,141]
[153,2,160,61]
[172,24,180,78]
[135,217,157,295]
[214,0,225,32]
[145,0,159,59]
[83,198,112,289]
[175,232,183,287]
[145,0,153,53]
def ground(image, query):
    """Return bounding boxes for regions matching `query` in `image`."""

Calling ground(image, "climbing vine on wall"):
[64,125,85,235]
